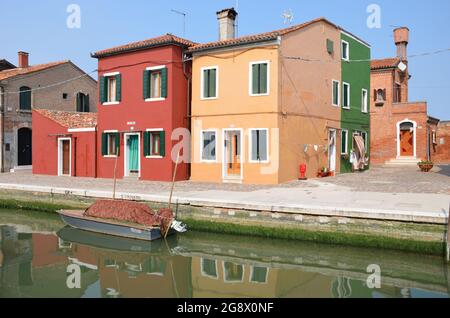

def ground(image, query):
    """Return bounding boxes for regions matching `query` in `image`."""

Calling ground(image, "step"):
[384,157,420,166]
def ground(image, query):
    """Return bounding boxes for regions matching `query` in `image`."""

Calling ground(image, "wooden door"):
[227,132,241,176]
[62,140,70,175]
[400,130,414,156]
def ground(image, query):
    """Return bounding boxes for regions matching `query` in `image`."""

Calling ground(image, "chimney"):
[18,51,29,68]
[216,8,238,41]
[393,27,409,61]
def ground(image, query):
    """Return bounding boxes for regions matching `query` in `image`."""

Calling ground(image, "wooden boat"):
[57,209,174,242]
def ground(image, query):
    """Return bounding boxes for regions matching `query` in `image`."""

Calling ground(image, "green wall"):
[340,32,371,173]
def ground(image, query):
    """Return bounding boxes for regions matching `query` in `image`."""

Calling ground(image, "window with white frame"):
[201,67,218,99]
[361,89,368,113]
[341,40,349,61]
[144,130,165,157]
[249,129,268,162]
[250,266,268,284]
[341,129,348,154]
[250,61,269,95]
[332,80,340,106]
[201,130,216,161]
[343,82,350,109]
[100,73,121,104]
[201,258,218,278]
[102,132,119,156]
[143,66,167,100]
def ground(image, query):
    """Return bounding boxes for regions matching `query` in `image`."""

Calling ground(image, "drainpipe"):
[0,85,5,173]
[182,48,192,179]
[426,125,430,161]
[73,136,77,177]
[94,126,98,178]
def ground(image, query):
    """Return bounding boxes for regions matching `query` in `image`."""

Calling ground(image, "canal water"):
[0,208,449,298]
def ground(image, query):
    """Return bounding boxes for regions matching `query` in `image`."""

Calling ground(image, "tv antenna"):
[282,9,294,25]
[171,9,187,37]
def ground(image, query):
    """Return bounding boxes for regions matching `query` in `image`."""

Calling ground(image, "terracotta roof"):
[371,58,400,70]
[0,61,69,81]
[92,34,196,58]
[34,109,97,129]
[187,17,370,53]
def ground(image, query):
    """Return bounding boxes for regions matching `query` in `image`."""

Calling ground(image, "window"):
[201,258,218,278]
[0,86,4,108]
[143,66,167,100]
[201,67,218,99]
[101,132,120,156]
[201,130,216,161]
[250,62,269,96]
[394,83,401,103]
[62,93,68,100]
[326,39,334,54]
[223,262,244,282]
[361,89,368,113]
[332,80,340,107]
[250,266,268,284]
[19,86,31,110]
[249,129,268,162]
[361,131,368,149]
[432,131,437,144]
[343,82,350,109]
[100,73,121,104]
[76,92,90,112]
[341,40,349,61]
[144,130,165,157]
[341,129,348,154]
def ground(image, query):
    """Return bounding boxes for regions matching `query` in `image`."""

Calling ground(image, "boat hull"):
[58,210,172,241]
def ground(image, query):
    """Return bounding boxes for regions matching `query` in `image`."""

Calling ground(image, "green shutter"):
[143,70,150,99]
[203,70,209,98]
[101,133,108,156]
[252,64,259,94]
[99,77,107,103]
[209,69,216,98]
[327,39,334,54]
[143,131,150,156]
[259,63,267,94]
[85,94,90,112]
[115,133,120,155]
[161,68,168,98]
[159,131,166,157]
[115,74,122,102]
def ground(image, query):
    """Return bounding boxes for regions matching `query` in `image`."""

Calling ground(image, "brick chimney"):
[18,51,29,68]
[216,8,238,41]
[393,27,409,61]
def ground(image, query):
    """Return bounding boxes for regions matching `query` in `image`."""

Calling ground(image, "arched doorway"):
[18,128,32,166]
[397,120,416,158]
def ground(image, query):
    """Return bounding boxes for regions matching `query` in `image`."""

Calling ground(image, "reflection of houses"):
[0,51,97,173]
[370,28,446,165]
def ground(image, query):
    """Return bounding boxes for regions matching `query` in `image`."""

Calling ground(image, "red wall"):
[32,110,96,177]
[96,45,190,181]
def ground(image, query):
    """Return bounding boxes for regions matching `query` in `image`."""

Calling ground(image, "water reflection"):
[1,217,449,298]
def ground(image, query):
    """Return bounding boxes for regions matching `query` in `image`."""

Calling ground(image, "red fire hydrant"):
[299,164,307,180]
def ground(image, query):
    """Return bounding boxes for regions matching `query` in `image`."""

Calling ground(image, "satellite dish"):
[398,61,407,72]
[282,9,294,25]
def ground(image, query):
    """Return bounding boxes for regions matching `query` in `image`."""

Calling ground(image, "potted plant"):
[417,160,434,172]
[317,167,330,178]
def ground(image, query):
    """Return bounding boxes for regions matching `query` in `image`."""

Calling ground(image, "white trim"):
[249,60,270,97]
[124,133,141,177]
[222,128,244,181]
[340,30,371,48]
[342,82,350,109]
[145,155,163,159]
[103,155,118,158]
[341,129,348,155]
[146,128,164,132]
[102,101,120,106]
[222,261,245,283]
[145,97,166,102]
[104,130,119,133]
[332,80,340,107]
[200,258,219,280]
[248,128,270,163]
[328,129,337,172]
[102,71,120,77]
[341,40,350,61]
[361,88,368,113]
[145,129,165,158]
[249,266,269,284]
[200,129,218,163]
[146,65,166,71]
[67,127,96,133]
[57,137,71,177]
[396,119,417,159]
[200,66,219,100]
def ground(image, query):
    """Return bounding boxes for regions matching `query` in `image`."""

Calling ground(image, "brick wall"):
[433,121,450,163]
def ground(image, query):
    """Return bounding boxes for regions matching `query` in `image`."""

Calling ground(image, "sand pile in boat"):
[84,200,173,227]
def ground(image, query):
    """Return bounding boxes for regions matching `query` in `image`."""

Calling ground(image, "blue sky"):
[0,0,449,118]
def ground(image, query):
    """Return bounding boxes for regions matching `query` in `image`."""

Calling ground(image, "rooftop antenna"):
[171,9,187,37]
[282,9,294,25]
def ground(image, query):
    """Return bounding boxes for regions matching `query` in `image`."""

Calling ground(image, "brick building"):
[433,121,450,164]
[370,28,441,165]
[0,52,97,172]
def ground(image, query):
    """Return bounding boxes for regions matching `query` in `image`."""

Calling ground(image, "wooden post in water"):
[446,202,450,262]
[164,150,181,239]
[112,154,118,200]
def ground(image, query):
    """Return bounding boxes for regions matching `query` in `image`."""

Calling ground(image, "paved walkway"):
[0,166,448,224]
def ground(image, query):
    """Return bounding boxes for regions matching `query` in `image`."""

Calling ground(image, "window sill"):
[249,93,269,97]
[17,109,32,113]
[145,98,166,102]
[102,102,120,106]
[145,155,163,159]
[342,106,351,110]
[200,160,217,163]
[249,160,269,164]
[200,97,218,101]
[103,155,118,158]
[332,104,340,107]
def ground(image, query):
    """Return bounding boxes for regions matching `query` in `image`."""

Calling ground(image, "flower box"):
[417,161,434,172]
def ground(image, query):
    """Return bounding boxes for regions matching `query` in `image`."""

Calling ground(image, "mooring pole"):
[446,202,450,263]
[112,155,118,200]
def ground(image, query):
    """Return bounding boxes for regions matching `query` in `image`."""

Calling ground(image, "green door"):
[128,135,139,172]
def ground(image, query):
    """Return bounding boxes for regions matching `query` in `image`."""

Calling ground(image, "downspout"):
[182,47,192,179]
[0,85,5,173]
[73,136,77,177]
[94,126,98,178]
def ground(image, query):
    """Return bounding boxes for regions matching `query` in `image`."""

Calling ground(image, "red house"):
[91,34,194,181]
[32,109,97,177]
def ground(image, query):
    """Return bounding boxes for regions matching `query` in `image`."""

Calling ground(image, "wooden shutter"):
[252,64,259,94]
[382,89,386,101]
[161,68,168,98]
[143,70,150,99]
[159,131,166,157]
[114,133,120,155]
[203,70,209,98]
[143,131,150,156]
[115,74,122,102]
[259,63,267,94]
[209,69,216,98]
[76,93,81,112]
[85,94,90,112]
[101,133,108,156]
[326,39,334,54]
[99,77,107,103]
[258,130,268,161]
